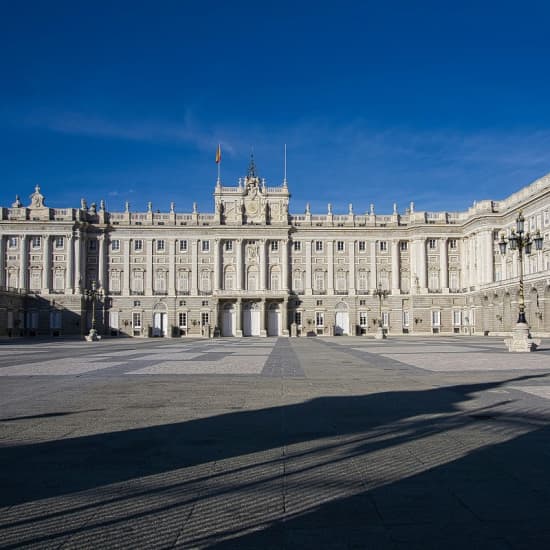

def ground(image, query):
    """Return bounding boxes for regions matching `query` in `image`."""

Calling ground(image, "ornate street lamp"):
[372,283,389,340]
[85,280,103,342]
[498,211,544,352]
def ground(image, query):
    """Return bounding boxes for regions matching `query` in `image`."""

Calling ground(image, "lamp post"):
[498,211,544,352]
[85,280,103,342]
[373,283,389,340]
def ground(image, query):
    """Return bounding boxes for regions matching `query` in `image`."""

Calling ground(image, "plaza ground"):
[2,336,550,549]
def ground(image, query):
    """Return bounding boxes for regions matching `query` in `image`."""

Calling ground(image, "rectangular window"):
[402,310,410,327]
[31,236,41,249]
[431,310,441,326]
[400,241,408,251]
[336,241,344,252]
[54,236,64,249]
[453,310,461,326]
[134,239,143,252]
[88,239,97,251]
[132,312,142,329]
[179,240,188,252]
[293,241,302,252]
[201,240,210,252]
[110,273,121,292]
[30,271,41,289]
[201,312,209,326]
[379,241,387,252]
[315,311,324,327]
[359,311,368,327]
[111,239,120,251]
[382,311,390,327]
[449,239,457,249]
[270,241,279,252]
[8,236,18,248]
[224,240,233,252]
[428,239,437,249]
[133,300,141,307]
[178,312,187,328]
[315,241,323,252]
[294,311,302,326]
[358,241,366,252]
[156,239,165,252]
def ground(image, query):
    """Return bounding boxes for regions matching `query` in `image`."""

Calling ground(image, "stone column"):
[391,240,400,293]
[282,297,289,336]
[0,235,5,288]
[259,239,267,291]
[484,231,494,284]
[213,238,220,291]
[146,239,153,295]
[42,234,51,293]
[369,240,377,290]
[409,240,417,294]
[282,239,289,291]
[235,298,242,337]
[260,298,267,337]
[66,234,74,293]
[74,232,82,292]
[348,240,356,295]
[236,239,243,291]
[191,239,198,294]
[98,234,105,291]
[460,238,468,289]
[19,235,28,290]
[305,240,312,295]
[169,239,176,295]
[327,240,334,293]
[123,239,131,295]
[440,238,448,290]
[417,239,427,290]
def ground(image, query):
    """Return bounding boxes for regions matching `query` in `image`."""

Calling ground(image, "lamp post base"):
[374,326,386,340]
[504,322,540,352]
[85,328,102,342]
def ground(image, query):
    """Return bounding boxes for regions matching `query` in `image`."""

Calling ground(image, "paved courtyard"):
[2,335,550,549]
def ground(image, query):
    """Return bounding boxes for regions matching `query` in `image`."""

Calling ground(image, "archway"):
[267,303,281,336]
[334,301,349,336]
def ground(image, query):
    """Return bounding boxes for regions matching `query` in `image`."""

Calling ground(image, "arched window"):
[358,270,368,291]
[224,267,235,290]
[336,270,347,291]
[293,270,303,292]
[270,268,280,290]
[200,270,211,292]
[178,270,189,292]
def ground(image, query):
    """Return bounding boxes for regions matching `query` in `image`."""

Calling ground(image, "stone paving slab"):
[1,335,550,548]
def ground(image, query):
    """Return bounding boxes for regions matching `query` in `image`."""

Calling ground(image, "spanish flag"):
[215,144,221,164]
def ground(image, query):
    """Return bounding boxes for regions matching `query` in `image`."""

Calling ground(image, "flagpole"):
[216,144,221,184]
[283,143,287,186]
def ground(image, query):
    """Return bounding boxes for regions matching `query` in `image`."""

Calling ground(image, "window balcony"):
[153,290,168,296]
[130,290,144,296]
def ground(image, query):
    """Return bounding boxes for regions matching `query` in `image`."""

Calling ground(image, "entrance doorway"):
[152,312,168,337]
[267,303,281,336]
[243,302,260,336]
[222,304,236,336]
[334,302,349,335]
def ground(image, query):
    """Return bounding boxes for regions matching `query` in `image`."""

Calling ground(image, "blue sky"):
[1,0,550,215]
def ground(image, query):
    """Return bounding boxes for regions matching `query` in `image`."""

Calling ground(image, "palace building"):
[1,159,549,339]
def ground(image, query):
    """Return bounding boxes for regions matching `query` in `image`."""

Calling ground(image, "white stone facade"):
[1,164,550,338]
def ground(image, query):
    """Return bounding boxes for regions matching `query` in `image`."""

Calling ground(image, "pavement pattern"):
[1,335,550,549]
